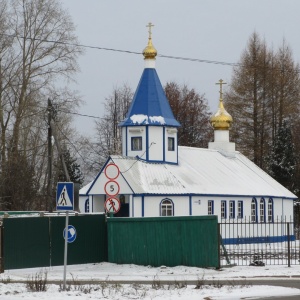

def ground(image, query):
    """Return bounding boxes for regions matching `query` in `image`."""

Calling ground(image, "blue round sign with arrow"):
[63,225,77,243]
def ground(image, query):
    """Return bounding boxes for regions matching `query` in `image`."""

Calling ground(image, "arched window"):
[268,198,274,223]
[160,198,174,216]
[260,198,265,222]
[85,198,90,213]
[251,198,257,222]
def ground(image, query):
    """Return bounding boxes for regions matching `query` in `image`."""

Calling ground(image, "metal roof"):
[118,68,180,127]
[83,146,296,199]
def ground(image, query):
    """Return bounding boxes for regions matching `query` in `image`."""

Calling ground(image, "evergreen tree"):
[57,149,84,186]
[267,120,297,192]
[0,152,38,210]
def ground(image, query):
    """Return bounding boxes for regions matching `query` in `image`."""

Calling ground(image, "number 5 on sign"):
[104,180,120,196]
[105,197,121,213]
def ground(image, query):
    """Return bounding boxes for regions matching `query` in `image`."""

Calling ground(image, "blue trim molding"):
[223,235,296,245]
[146,126,149,161]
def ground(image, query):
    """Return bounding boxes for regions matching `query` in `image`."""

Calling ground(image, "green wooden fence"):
[1,215,219,270]
[2,214,107,270]
[107,216,219,268]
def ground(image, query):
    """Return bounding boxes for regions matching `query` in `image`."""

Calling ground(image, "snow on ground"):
[0,262,300,299]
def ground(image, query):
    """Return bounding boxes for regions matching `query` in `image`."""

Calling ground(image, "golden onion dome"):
[143,22,157,60]
[210,79,233,130]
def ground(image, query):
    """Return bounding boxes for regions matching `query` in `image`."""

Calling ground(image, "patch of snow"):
[129,115,166,125]
[1,263,300,299]
[130,114,148,124]
[149,116,166,125]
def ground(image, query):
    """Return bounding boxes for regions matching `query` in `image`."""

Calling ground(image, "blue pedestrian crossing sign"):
[56,182,74,211]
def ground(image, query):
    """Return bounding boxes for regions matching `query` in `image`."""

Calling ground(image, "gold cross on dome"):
[216,79,227,99]
[146,22,154,39]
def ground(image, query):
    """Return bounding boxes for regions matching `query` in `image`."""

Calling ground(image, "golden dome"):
[143,22,157,60]
[210,79,233,130]
[143,38,157,60]
[210,100,233,130]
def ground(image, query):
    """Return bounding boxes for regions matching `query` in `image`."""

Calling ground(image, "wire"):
[54,122,101,167]
[119,142,156,174]
[0,33,238,67]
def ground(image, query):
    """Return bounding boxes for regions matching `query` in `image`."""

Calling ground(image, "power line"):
[0,33,238,67]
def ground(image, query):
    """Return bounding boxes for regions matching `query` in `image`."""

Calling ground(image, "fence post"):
[0,222,4,273]
[287,222,290,267]
[217,223,220,269]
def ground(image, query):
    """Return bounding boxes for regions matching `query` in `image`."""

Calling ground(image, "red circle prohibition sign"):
[104,163,120,180]
[104,180,120,197]
[105,197,121,213]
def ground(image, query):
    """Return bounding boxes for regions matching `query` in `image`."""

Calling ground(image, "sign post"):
[63,211,69,290]
[56,182,75,291]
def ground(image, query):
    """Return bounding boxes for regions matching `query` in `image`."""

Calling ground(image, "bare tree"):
[0,0,83,210]
[225,32,300,171]
[91,84,133,173]
[164,81,212,148]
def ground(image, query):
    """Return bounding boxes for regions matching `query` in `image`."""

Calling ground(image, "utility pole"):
[47,98,72,212]
[47,99,53,212]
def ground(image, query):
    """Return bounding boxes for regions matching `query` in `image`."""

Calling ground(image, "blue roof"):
[119,68,180,127]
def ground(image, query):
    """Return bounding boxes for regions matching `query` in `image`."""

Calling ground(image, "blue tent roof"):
[119,68,180,127]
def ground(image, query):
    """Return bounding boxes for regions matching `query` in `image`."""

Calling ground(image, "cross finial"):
[146,22,154,39]
[216,79,227,100]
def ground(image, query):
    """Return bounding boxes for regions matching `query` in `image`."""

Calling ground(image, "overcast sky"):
[61,0,300,135]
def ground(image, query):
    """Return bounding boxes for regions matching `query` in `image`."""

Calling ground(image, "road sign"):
[56,182,74,211]
[104,163,120,180]
[104,180,120,196]
[63,225,77,243]
[104,197,121,214]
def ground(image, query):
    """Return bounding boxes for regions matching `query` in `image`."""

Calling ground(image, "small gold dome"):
[210,100,233,130]
[143,37,157,60]
[210,79,232,130]
[143,22,157,60]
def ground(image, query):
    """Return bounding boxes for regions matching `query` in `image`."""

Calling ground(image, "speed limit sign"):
[104,180,120,196]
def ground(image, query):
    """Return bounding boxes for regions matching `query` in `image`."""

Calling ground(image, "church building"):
[79,25,296,237]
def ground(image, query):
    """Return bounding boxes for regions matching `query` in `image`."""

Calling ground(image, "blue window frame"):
[268,198,274,223]
[237,201,243,219]
[168,137,175,151]
[229,201,235,218]
[160,198,174,216]
[131,137,142,151]
[85,198,89,213]
[221,200,227,219]
[208,200,214,215]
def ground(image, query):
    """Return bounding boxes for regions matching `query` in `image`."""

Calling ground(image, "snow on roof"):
[118,68,180,127]
[129,114,166,125]
[104,146,296,198]
[81,146,296,199]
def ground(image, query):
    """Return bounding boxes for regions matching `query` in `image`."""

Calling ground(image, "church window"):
[260,198,265,222]
[251,198,257,222]
[131,137,142,151]
[85,199,89,213]
[160,198,174,216]
[237,201,243,218]
[168,137,175,151]
[221,201,227,219]
[229,201,235,218]
[208,200,214,215]
[268,198,274,222]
